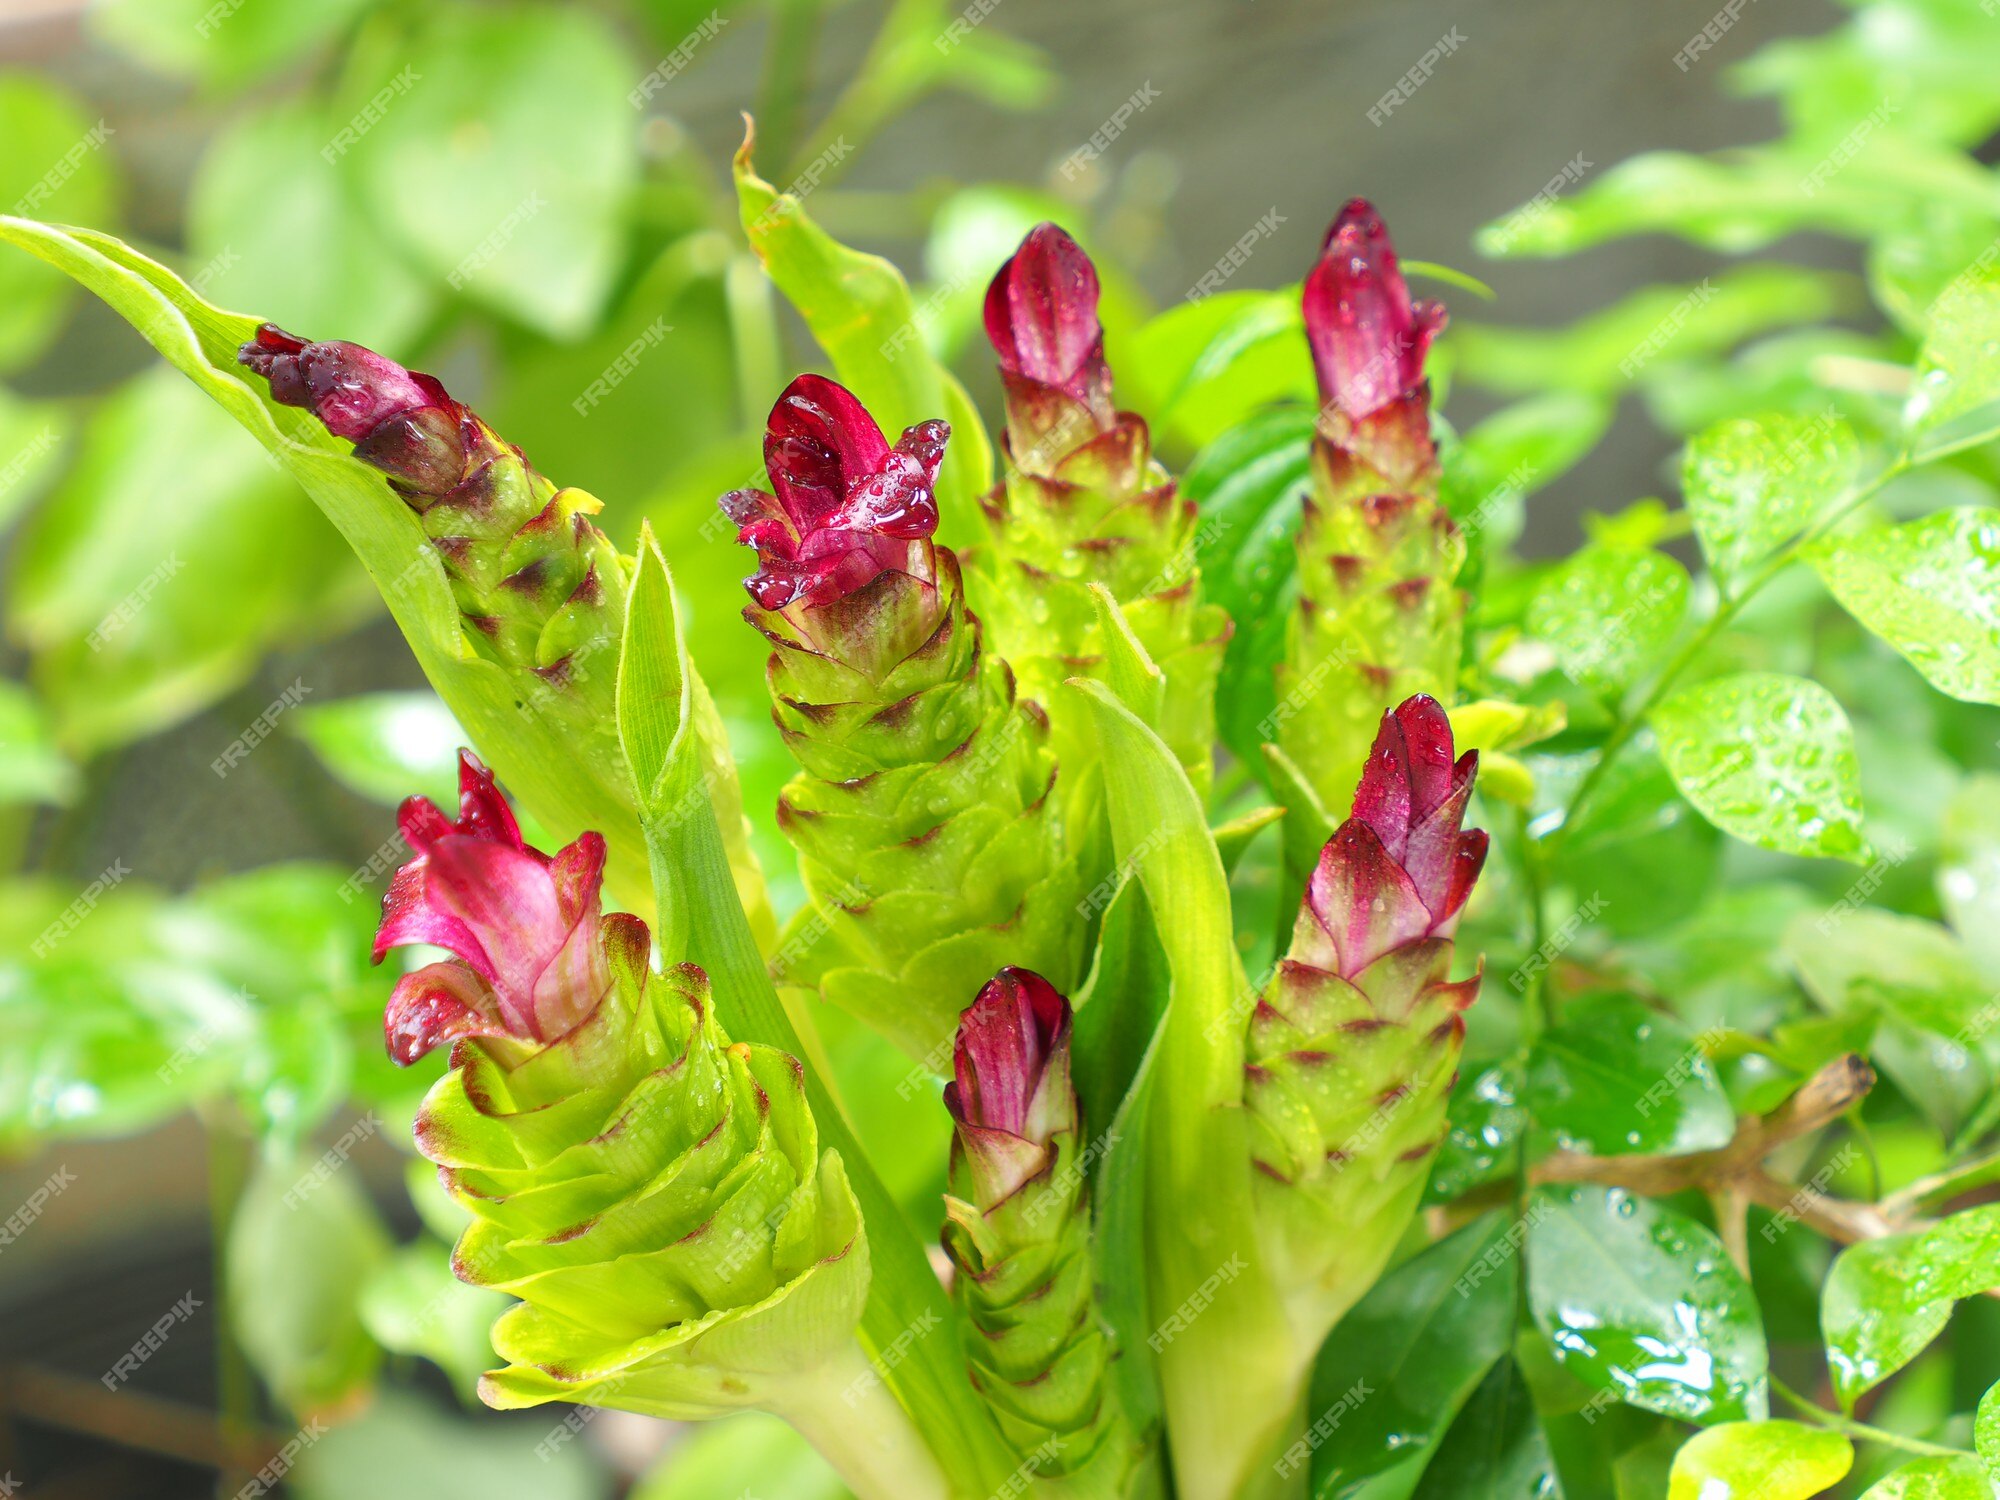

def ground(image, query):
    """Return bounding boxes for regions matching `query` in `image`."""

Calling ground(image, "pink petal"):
[373,856,492,976]
[950,967,1070,1139]
[424,835,567,1031]
[1307,822,1433,978]
[385,962,512,1065]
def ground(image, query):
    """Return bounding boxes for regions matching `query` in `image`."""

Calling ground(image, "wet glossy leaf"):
[1683,411,1859,590]
[1527,1184,1769,1425]
[1822,1205,2000,1407]
[1811,510,2000,707]
[1666,1421,1852,1500]
[1652,672,1869,864]
[1426,1062,1527,1206]
[1907,267,2000,450]
[1529,547,1689,695]
[1180,405,1312,762]
[1526,993,1735,1157]
[1305,1214,1521,1498]
[1857,1455,1995,1499]
[1410,1358,1557,1500]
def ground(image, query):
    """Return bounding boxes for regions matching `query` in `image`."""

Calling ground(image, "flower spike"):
[940,970,1139,1489]
[724,377,1084,1064]
[1275,204,1465,820]
[1246,695,1487,1415]
[977,224,1228,797]
[373,769,938,1495]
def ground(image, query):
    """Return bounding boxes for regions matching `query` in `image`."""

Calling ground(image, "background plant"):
[7,0,2000,1497]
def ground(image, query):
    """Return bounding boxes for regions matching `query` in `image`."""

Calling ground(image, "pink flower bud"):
[1301,200,1445,424]
[983,223,1115,440]
[944,968,1077,1209]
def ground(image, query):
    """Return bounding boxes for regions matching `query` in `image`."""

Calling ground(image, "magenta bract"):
[983,223,1115,437]
[375,750,627,1064]
[1301,199,1446,425]
[945,967,1077,1208]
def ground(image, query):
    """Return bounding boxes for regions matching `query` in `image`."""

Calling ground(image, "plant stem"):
[1771,1375,1971,1459]
[1552,453,1910,843]
[775,1343,954,1500]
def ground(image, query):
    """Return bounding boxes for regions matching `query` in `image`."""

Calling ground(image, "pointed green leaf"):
[1529,545,1689,695]
[1651,672,1869,863]
[1666,1421,1852,1500]
[1822,1205,2000,1407]
[1305,1213,1521,1499]
[1527,1183,1769,1425]
[1811,509,2000,706]
[615,528,1012,1496]
[1410,1358,1557,1500]
[1526,992,1735,1157]
[1907,266,2000,451]
[734,131,990,533]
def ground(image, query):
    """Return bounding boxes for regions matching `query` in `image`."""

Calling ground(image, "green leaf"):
[1452,267,1853,397]
[0,216,660,916]
[1528,546,1689,695]
[227,1137,390,1415]
[1409,1358,1557,1500]
[632,1410,851,1500]
[1127,290,1314,448]
[344,6,638,337]
[288,691,465,809]
[1443,391,1615,555]
[1783,908,1993,1141]
[1526,992,1735,1157]
[1683,411,1860,590]
[1425,1063,1527,1206]
[734,129,991,538]
[1857,1455,1996,1499]
[1822,1205,2000,1407]
[1810,510,2000,706]
[614,527,1014,1497]
[1907,266,2000,451]
[1180,405,1313,761]
[186,99,431,348]
[291,1389,604,1500]
[1527,1183,1769,1425]
[1305,1213,1521,1499]
[0,75,118,372]
[0,678,77,807]
[1070,675,1291,1500]
[1651,672,1870,864]
[0,384,71,534]
[1666,1421,1852,1500]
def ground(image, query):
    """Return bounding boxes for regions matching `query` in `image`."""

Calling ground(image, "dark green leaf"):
[1409,1358,1558,1500]
[1306,1213,1522,1499]
[1527,1184,1769,1425]
[1526,993,1735,1157]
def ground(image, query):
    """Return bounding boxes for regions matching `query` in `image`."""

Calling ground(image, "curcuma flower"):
[941,970,1137,1492]
[377,757,939,1493]
[979,225,1228,795]
[723,375,1083,1064]
[240,325,627,697]
[1274,203,1464,820]
[1246,696,1486,1382]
